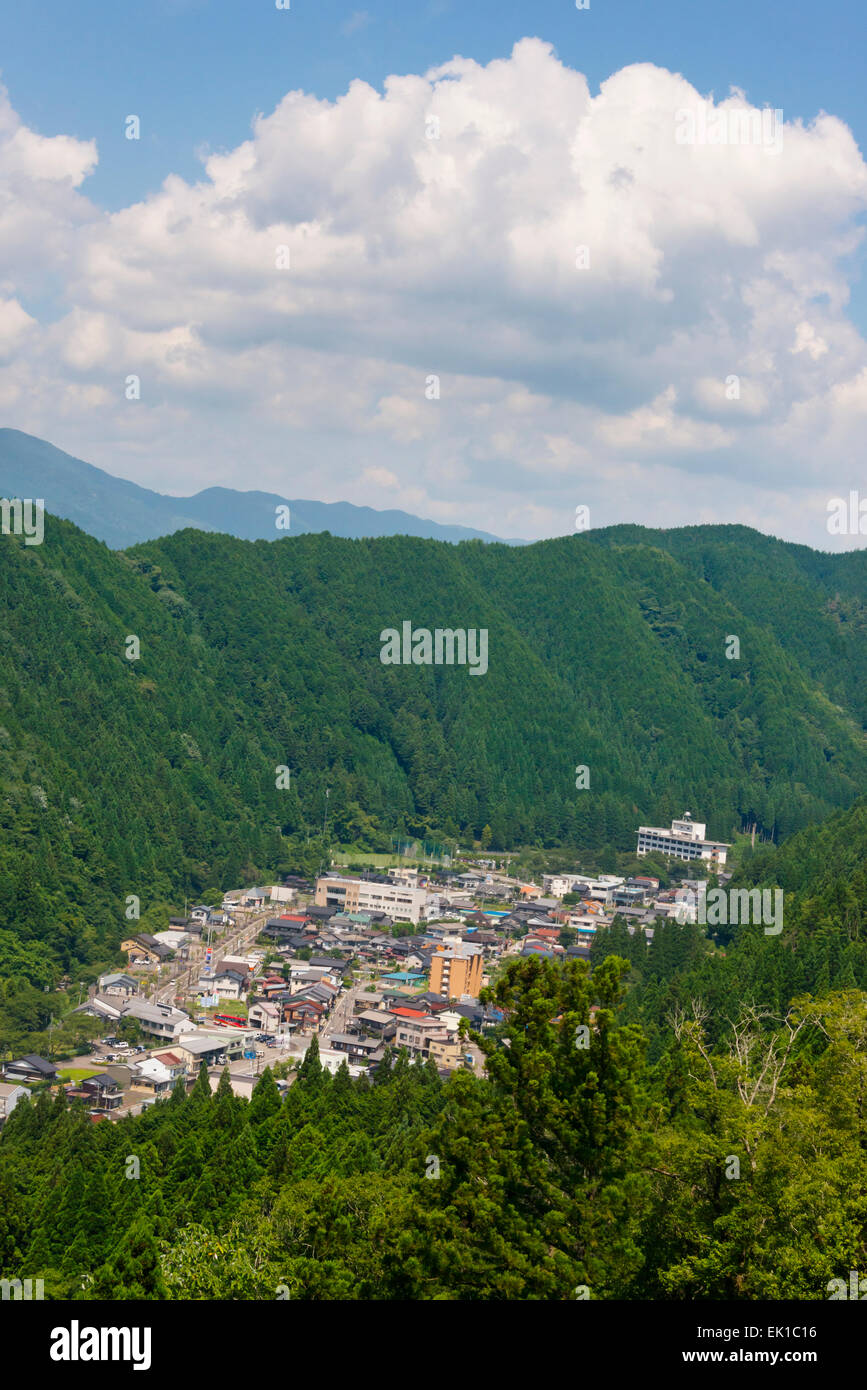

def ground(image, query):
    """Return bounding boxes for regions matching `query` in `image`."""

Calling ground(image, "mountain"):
[2,512,867,1003]
[0,428,512,547]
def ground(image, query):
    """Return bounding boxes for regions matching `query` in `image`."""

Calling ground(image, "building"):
[97,973,139,999]
[121,997,195,1041]
[3,1055,57,1085]
[387,866,420,887]
[177,1034,243,1069]
[120,934,174,967]
[248,999,283,1032]
[130,1058,178,1095]
[315,875,441,925]
[329,1033,381,1062]
[65,1073,123,1113]
[149,1050,189,1081]
[542,873,591,897]
[428,943,484,1000]
[0,1082,31,1123]
[210,968,248,1001]
[636,812,730,866]
[356,1009,397,1040]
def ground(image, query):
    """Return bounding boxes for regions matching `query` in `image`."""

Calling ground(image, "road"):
[151,907,271,1007]
[320,979,366,1047]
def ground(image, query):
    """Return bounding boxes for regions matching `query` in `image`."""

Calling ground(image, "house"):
[353,991,385,1013]
[121,997,195,1041]
[309,956,347,975]
[356,1009,397,1040]
[130,1058,177,1095]
[149,1050,188,1080]
[4,1055,57,1084]
[258,976,289,996]
[121,934,174,967]
[329,1033,381,1061]
[65,1072,123,1112]
[426,1033,464,1069]
[248,999,282,1031]
[207,1071,258,1099]
[0,1081,31,1122]
[392,1015,454,1060]
[177,1034,243,1069]
[211,968,248,1001]
[282,999,325,1032]
[97,973,139,999]
[73,993,125,1025]
[314,1047,364,1078]
[241,887,268,908]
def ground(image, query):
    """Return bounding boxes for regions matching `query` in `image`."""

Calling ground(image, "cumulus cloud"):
[2,42,867,546]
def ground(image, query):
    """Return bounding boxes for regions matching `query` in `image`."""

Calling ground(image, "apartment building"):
[315,875,441,925]
[636,812,730,866]
[428,942,484,1000]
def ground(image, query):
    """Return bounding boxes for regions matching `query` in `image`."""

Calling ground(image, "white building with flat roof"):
[315,875,441,924]
[636,812,729,866]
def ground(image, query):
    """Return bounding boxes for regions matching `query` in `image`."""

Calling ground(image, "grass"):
[58,1067,103,1082]
[204,1001,248,1019]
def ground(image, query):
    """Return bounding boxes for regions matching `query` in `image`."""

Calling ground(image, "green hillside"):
[1,516,867,1004]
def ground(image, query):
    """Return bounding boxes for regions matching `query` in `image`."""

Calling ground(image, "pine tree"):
[90,1214,169,1300]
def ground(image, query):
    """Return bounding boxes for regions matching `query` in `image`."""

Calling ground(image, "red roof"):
[391,1006,426,1019]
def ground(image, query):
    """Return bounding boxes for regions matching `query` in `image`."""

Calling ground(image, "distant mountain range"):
[0,428,516,549]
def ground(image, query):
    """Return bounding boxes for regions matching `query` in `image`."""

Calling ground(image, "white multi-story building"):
[315,875,441,925]
[636,813,729,866]
[543,873,624,901]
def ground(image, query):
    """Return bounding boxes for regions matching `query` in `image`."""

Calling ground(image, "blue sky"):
[1,0,866,545]
[4,0,863,212]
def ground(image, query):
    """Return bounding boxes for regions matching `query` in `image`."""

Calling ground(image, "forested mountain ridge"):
[1,513,867,1005]
[587,523,867,727]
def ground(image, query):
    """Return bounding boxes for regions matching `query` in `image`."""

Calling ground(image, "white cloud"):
[1,45,867,546]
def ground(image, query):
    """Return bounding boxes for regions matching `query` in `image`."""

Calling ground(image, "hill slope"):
[1,515,867,998]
